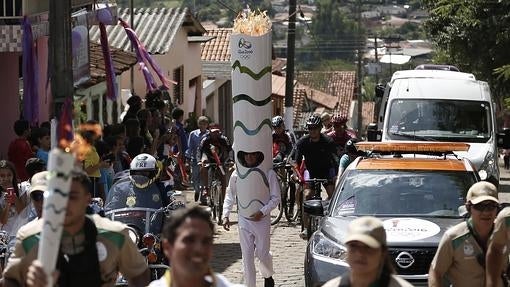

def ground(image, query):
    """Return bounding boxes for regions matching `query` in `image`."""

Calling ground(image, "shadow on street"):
[211,242,243,273]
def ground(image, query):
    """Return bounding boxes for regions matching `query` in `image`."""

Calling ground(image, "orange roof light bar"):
[355,142,470,153]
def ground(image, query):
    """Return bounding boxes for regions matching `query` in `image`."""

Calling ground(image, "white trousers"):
[238,217,274,287]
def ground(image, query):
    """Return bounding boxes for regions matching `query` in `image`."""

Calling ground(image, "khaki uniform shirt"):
[322,274,413,287]
[3,214,147,287]
[492,207,510,246]
[430,220,485,287]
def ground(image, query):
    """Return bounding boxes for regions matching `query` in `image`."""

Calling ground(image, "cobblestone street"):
[181,189,307,286]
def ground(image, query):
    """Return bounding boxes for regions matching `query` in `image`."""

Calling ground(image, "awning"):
[380,54,411,65]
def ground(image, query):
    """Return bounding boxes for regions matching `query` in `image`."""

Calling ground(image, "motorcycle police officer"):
[105,153,172,212]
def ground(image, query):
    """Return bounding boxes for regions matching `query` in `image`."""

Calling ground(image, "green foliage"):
[422,0,510,98]
[310,0,362,61]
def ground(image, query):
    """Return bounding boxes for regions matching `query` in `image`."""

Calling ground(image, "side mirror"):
[367,123,382,141]
[497,129,510,148]
[303,199,325,217]
[375,84,385,98]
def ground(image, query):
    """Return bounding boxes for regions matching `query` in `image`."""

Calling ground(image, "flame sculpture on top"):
[230,10,273,218]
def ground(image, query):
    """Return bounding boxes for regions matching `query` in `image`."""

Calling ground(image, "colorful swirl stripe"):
[233,119,272,136]
[236,167,269,188]
[233,94,272,106]
[232,60,271,80]
[238,198,265,210]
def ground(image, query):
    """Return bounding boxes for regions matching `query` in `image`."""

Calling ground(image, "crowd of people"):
[4,100,509,287]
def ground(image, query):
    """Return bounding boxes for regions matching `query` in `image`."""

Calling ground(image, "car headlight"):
[479,151,495,179]
[311,232,347,261]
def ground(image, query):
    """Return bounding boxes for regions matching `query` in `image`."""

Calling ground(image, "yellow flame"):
[233,9,271,36]
[61,123,103,161]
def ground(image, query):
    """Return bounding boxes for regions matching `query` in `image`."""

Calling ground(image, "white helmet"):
[130,154,160,188]
[130,154,157,171]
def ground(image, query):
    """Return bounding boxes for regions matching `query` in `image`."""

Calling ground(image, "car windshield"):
[386,99,491,143]
[331,170,476,218]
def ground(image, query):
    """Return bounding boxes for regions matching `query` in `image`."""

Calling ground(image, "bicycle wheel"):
[284,181,299,222]
[209,183,217,220]
[270,201,283,225]
[215,183,224,225]
[307,215,319,240]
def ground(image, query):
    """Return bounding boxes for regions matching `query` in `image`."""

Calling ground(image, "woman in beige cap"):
[322,216,413,287]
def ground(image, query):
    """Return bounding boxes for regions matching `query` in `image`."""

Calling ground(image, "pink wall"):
[0,53,21,159]
[37,36,50,123]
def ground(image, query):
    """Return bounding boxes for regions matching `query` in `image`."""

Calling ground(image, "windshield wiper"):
[389,132,437,142]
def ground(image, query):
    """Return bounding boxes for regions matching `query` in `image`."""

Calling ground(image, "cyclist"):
[271,116,294,163]
[338,139,361,176]
[295,114,337,198]
[295,114,337,239]
[327,114,357,156]
[198,126,233,205]
[320,112,333,134]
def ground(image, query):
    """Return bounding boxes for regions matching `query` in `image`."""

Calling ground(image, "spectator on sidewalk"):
[186,116,209,201]
[8,120,34,182]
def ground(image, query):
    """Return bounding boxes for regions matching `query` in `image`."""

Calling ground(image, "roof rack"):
[355,142,470,157]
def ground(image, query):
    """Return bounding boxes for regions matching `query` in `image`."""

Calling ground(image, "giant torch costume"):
[222,11,280,287]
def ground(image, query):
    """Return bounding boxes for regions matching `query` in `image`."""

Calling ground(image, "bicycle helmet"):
[345,139,358,154]
[271,116,284,128]
[130,153,161,188]
[306,114,322,128]
[332,115,348,125]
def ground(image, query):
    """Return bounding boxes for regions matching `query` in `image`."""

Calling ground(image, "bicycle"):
[201,161,234,225]
[299,178,328,240]
[272,161,299,225]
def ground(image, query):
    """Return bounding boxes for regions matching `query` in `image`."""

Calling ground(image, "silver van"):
[368,68,503,185]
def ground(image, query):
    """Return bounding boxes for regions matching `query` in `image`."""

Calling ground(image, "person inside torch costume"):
[222,151,280,287]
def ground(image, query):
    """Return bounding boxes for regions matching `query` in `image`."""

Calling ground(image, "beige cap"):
[29,171,49,196]
[466,181,499,205]
[344,216,386,248]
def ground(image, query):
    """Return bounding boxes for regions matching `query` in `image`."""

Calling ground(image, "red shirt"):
[7,138,34,181]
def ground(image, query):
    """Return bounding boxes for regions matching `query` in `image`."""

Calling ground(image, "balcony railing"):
[0,0,95,20]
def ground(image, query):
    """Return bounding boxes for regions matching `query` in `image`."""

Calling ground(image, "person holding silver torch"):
[2,123,149,287]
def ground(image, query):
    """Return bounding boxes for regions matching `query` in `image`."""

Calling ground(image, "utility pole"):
[356,0,363,134]
[49,0,73,117]
[284,0,297,132]
[130,0,135,94]
[374,34,378,85]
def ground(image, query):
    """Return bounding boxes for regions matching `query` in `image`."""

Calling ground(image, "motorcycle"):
[104,172,185,284]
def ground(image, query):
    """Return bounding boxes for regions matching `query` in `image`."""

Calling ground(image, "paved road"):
[181,189,307,286]
[176,158,510,287]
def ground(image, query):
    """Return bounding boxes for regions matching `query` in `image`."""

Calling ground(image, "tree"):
[422,0,510,99]
[309,0,362,61]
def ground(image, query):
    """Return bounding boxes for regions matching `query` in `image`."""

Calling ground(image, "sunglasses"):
[31,192,44,202]
[307,126,321,131]
[471,202,499,212]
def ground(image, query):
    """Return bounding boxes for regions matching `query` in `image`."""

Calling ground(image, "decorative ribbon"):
[22,16,39,125]
[118,19,174,92]
[99,22,118,100]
